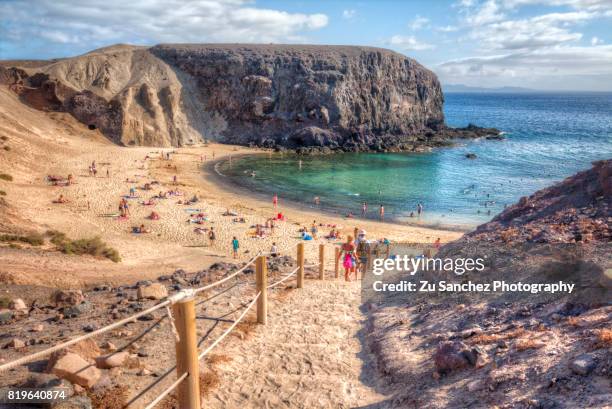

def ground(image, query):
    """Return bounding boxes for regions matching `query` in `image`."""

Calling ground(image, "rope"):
[142,372,188,409]
[165,305,180,342]
[267,267,299,289]
[198,292,260,360]
[0,298,171,373]
[193,254,259,294]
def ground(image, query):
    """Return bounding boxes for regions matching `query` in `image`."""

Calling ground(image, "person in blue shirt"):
[232,236,239,259]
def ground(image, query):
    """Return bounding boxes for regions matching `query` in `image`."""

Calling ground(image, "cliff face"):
[1,44,487,149]
[149,44,444,149]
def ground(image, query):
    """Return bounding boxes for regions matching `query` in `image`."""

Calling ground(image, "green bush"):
[0,173,13,181]
[0,296,10,308]
[52,234,121,263]
[0,232,44,246]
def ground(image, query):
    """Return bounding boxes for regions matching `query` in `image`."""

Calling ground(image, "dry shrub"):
[566,316,583,327]
[515,338,545,351]
[88,385,129,409]
[206,353,232,366]
[199,371,220,397]
[231,319,256,340]
[0,271,16,284]
[594,329,612,348]
[470,328,526,345]
[500,227,518,242]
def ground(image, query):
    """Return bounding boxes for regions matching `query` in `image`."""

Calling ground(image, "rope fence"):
[142,372,188,409]
[198,292,260,360]
[0,241,339,409]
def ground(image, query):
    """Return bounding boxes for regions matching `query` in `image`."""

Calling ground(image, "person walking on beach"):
[272,194,278,209]
[434,237,441,252]
[417,202,423,216]
[231,236,239,259]
[208,227,216,247]
[310,221,318,239]
[362,202,368,217]
[338,235,357,281]
[379,205,385,221]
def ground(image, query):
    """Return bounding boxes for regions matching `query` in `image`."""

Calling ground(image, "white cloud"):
[464,0,506,26]
[471,11,594,50]
[437,44,612,89]
[387,35,434,51]
[436,25,460,32]
[0,0,329,52]
[501,0,612,11]
[408,15,430,30]
[591,36,604,44]
[342,9,356,20]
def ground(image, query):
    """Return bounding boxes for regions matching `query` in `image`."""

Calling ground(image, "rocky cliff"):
[0,44,498,149]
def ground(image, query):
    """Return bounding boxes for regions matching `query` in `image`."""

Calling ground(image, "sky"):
[1,0,611,91]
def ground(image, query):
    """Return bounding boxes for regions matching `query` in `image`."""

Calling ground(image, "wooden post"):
[319,244,325,280]
[173,296,201,409]
[334,247,340,279]
[256,255,268,325]
[297,243,304,288]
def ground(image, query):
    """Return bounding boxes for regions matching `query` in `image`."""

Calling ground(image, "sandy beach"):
[0,87,461,289]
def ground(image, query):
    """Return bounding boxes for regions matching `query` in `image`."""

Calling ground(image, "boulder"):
[95,351,129,369]
[9,298,28,312]
[62,301,91,318]
[52,290,85,306]
[4,338,26,349]
[50,352,101,388]
[137,283,168,300]
[433,341,472,374]
[570,353,597,376]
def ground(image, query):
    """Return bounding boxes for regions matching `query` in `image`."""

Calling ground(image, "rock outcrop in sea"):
[0,44,499,151]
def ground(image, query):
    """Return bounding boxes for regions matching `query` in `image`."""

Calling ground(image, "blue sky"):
[1,0,611,90]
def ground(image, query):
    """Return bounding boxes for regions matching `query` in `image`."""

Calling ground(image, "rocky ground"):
[0,256,325,408]
[364,160,611,408]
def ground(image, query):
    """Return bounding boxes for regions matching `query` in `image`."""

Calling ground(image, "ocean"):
[217,92,612,230]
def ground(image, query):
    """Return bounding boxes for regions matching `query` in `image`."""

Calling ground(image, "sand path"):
[205,279,386,408]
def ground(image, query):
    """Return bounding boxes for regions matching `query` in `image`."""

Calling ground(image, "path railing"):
[0,242,333,409]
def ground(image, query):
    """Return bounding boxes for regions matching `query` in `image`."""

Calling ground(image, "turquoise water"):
[218,93,612,229]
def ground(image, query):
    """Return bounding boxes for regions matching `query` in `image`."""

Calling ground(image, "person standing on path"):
[338,235,357,281]
[232,236,239,259]
[208,227,216,247]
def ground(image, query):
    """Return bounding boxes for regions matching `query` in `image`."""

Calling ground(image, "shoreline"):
[207,152,474,234]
